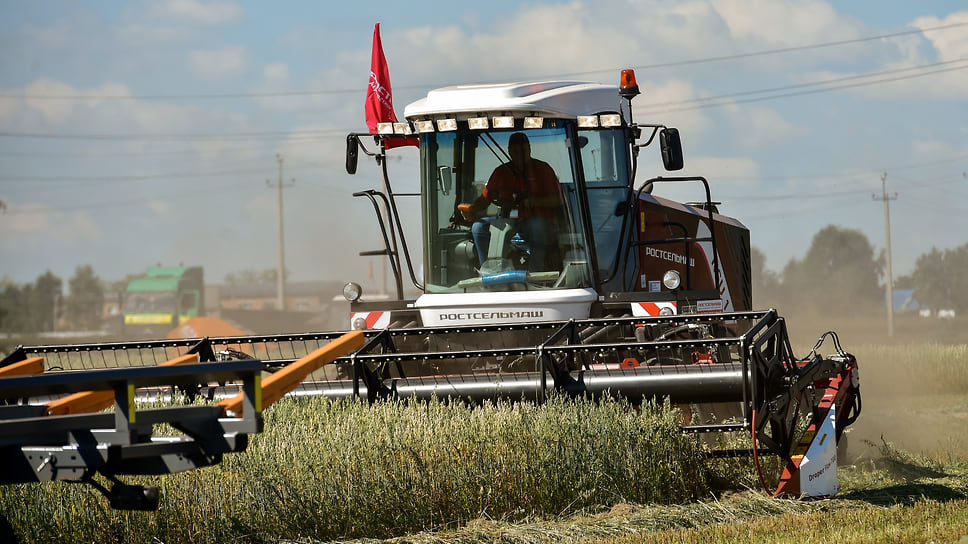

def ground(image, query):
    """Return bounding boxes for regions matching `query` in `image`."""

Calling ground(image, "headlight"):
[492,116,514,128]
[467,117,489,130]
[600,113,622,127]
[352,316,368,330]
[414,120,435,133]
[343,282,363,302]
[436,118,457,131]
[662,270,681,290]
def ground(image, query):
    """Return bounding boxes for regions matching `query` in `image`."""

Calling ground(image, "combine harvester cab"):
[343,70,750,331]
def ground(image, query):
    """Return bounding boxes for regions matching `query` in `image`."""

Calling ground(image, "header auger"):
[3,308,859,498]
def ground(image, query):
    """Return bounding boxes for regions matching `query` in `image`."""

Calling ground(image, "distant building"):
[893,289,922,313]
[893,289,956,318]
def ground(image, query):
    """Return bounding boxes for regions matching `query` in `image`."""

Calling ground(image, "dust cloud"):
[774,309,968,460]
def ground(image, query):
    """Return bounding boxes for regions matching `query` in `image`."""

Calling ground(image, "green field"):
[2,320,967,543]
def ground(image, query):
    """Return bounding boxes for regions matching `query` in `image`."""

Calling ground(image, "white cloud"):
[0,204,101,250]
[757,9,968,104]
[710,0,858,46]
[243,192,275,220]
[11,79,151,127]
[913,11,968,61]
[722,104,808,148]
[114,23,190,48]
[909,136,968,164]
[188,46,247,81]
[19,17,74,50]
[148,0,242,25]
[636,79,711,137]
[61,212,101,243]
[804,61,968,102]
[0,93,14,120]
[146,199,172,217]
[263,63,290,82]
[684,156,760,180]
[275,124,341,165]
[251,63,300,113]
[22,79,77,124]
[391,3,636,83]
[647,154,760,203]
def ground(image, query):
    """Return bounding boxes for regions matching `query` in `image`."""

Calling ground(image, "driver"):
[460,132,563,271]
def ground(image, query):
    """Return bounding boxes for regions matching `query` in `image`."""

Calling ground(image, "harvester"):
[1,69,860,506]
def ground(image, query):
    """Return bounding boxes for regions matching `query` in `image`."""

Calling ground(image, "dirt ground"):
[847,392,968,461]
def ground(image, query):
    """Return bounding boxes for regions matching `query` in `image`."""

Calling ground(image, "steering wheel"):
[485,184,524,217]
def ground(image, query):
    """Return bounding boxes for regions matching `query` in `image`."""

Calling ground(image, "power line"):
[901,194,968,215]
[638,60,968,113]
[888,171,968,188]
[725,187,873,202]
[640,57,968,109]
[741,198,858,221]
[0,140,313,159]
[0,128,345,142]
[0,159,332,192]
[0,166,274,183]
[2,20,965,101]
[2,56,965,144]
[713,155,968,183]
[719,172,966,202]
[602,20,968,74]
[0,183,242,215]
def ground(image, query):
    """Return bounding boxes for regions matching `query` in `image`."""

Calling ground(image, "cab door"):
[576,127,634,292]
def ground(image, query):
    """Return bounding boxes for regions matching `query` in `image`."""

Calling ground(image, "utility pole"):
[873,172,897,338]
[267,154,294,311]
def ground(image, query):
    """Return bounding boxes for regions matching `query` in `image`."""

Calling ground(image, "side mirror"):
[614,200,630,217]
[345,134,359,175]
[437,166,453,195]
[659,128,684,171]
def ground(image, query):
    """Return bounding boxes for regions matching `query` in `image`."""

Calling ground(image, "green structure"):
[122,266,204,337]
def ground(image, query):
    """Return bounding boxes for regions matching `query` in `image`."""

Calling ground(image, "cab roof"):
[404,80,627,120]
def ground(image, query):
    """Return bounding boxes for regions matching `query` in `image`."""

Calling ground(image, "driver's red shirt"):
[483,158,561,222]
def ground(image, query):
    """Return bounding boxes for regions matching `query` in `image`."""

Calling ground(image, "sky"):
[1,0,966,296]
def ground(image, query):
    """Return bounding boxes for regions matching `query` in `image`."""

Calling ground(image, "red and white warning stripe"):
[351,311,391,330]
[630,301,678,317]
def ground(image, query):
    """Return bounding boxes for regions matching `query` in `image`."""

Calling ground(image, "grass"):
[283,439,968,544]
[2,337,965,543]
[3,396,713,544]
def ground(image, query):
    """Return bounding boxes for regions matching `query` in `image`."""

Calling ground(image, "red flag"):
[365,23,396,133]
[364,24,417,148]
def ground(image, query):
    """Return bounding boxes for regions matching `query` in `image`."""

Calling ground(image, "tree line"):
[753,225,967,316]
[0,265,109,334]
[0,225,965,335]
